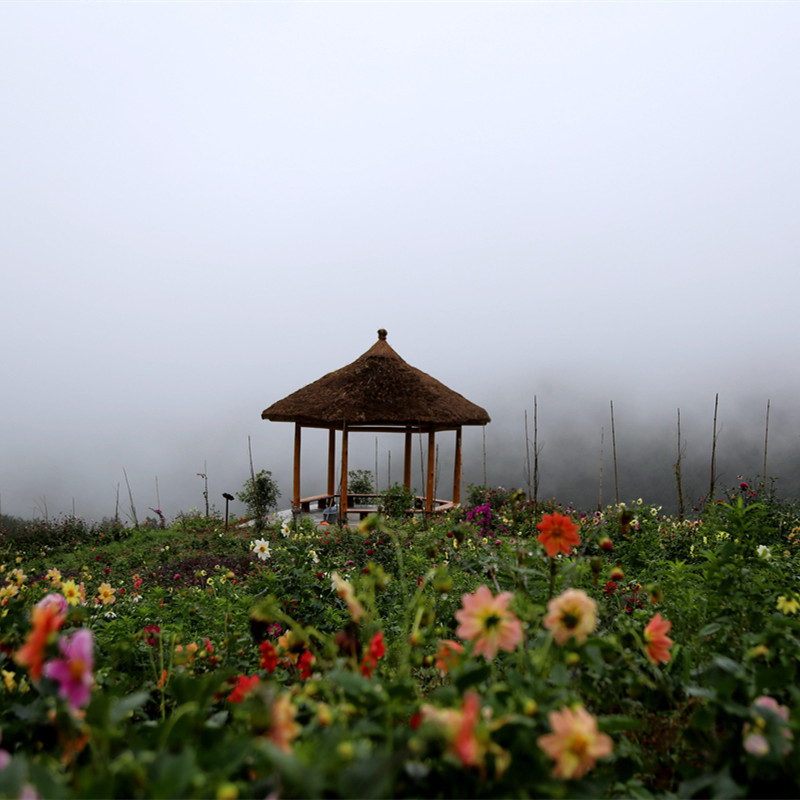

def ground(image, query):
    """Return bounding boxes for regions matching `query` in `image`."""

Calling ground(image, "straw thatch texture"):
[261,330,490,428]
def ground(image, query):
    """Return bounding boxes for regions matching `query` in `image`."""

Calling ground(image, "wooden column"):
[403,427,413,489]
[425,429,436,514]
[327,428,336,497]
[452,426,462,506]
[293,423,302,511]
[339,422,349,524]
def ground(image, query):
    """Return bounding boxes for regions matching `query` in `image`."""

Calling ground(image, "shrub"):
[379,483,415,520]
[236,471,281,529]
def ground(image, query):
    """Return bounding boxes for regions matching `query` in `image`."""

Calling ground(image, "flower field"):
[2,481,800,798]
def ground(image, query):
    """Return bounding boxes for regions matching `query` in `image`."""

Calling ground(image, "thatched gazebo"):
[261,329,490,522]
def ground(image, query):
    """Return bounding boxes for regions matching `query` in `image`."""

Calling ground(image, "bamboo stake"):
[533,395,539,508]
[762,399,771,492]
[482,427,487,487]
[675,409,685,522]
[123,468,139,529]
[197,461,209,517]
[375,437,379,497]
[610,401,619,505]
[115,483,120,524]
[709,393,719,503]
[524,409,532,500]
[247,436,262,528]
[598,426,604,511]
[36,496,49,524]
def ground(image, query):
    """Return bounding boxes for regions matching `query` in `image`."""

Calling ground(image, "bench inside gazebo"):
[298,492,454,522]
[261,329,490,524]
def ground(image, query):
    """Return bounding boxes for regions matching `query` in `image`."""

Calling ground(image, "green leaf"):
[454,662,492,692]
[110,691,150,726]
[147,747,196,799]
[599,715,643,733]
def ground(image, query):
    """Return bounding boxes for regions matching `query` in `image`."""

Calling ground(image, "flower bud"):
[336,742,354,760]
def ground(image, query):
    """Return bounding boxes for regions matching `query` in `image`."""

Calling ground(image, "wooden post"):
[327,428,336,497]
[426,430,436,514]
[482,427,487,486]
[675,408,685,522]
[403,427,412,489]
[610,401,619,505]
[762,399,770,493]
[598,426,604,512]
[524,410,532,500]
[709,393,719,503]
[293,423,302,511]
[339,422,349,524]
[452,427,463,505]
[533,395,539,508]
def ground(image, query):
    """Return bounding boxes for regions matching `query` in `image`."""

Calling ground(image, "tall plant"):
[237,470,281,531]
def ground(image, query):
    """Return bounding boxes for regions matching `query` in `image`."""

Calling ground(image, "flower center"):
[483,613,501,629]
[562,612,579,629]
[69,658,86,681]
[569,733,591,759]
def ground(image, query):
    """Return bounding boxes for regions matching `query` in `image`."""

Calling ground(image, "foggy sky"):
[2,2,799,522]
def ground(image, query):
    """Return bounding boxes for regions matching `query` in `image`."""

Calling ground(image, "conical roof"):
[262,329,490,428]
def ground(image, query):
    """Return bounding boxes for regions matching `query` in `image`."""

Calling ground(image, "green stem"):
[548,558,558,600]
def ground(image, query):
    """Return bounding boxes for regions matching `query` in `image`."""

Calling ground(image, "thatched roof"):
[262,329,490,428]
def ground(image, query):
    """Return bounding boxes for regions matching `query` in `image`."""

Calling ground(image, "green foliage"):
[378,482,415,520]
[3,476,800,797]
[236,470,281,528]
[348,470,374,506]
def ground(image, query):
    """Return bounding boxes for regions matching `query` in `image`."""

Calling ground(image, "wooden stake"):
[675,409,685,521]
[598,426,604,511]
[248,436,263,529]
[533,395,539,508]
[524,409,532,500]
[123,468,139,529]
[202,461,209,517]
[610,401,619,505]
[482,427,487,487]
[709,393,719,502]
[762,399,771,492]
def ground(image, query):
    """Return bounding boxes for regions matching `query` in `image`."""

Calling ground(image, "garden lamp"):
[222,492,234,529]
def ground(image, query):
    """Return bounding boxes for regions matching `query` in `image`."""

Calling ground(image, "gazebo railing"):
[297,493,454,520]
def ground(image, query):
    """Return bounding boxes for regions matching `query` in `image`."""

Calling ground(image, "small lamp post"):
[222,492,234,530]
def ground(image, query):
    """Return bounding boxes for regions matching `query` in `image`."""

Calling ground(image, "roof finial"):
[378,328,387,341]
